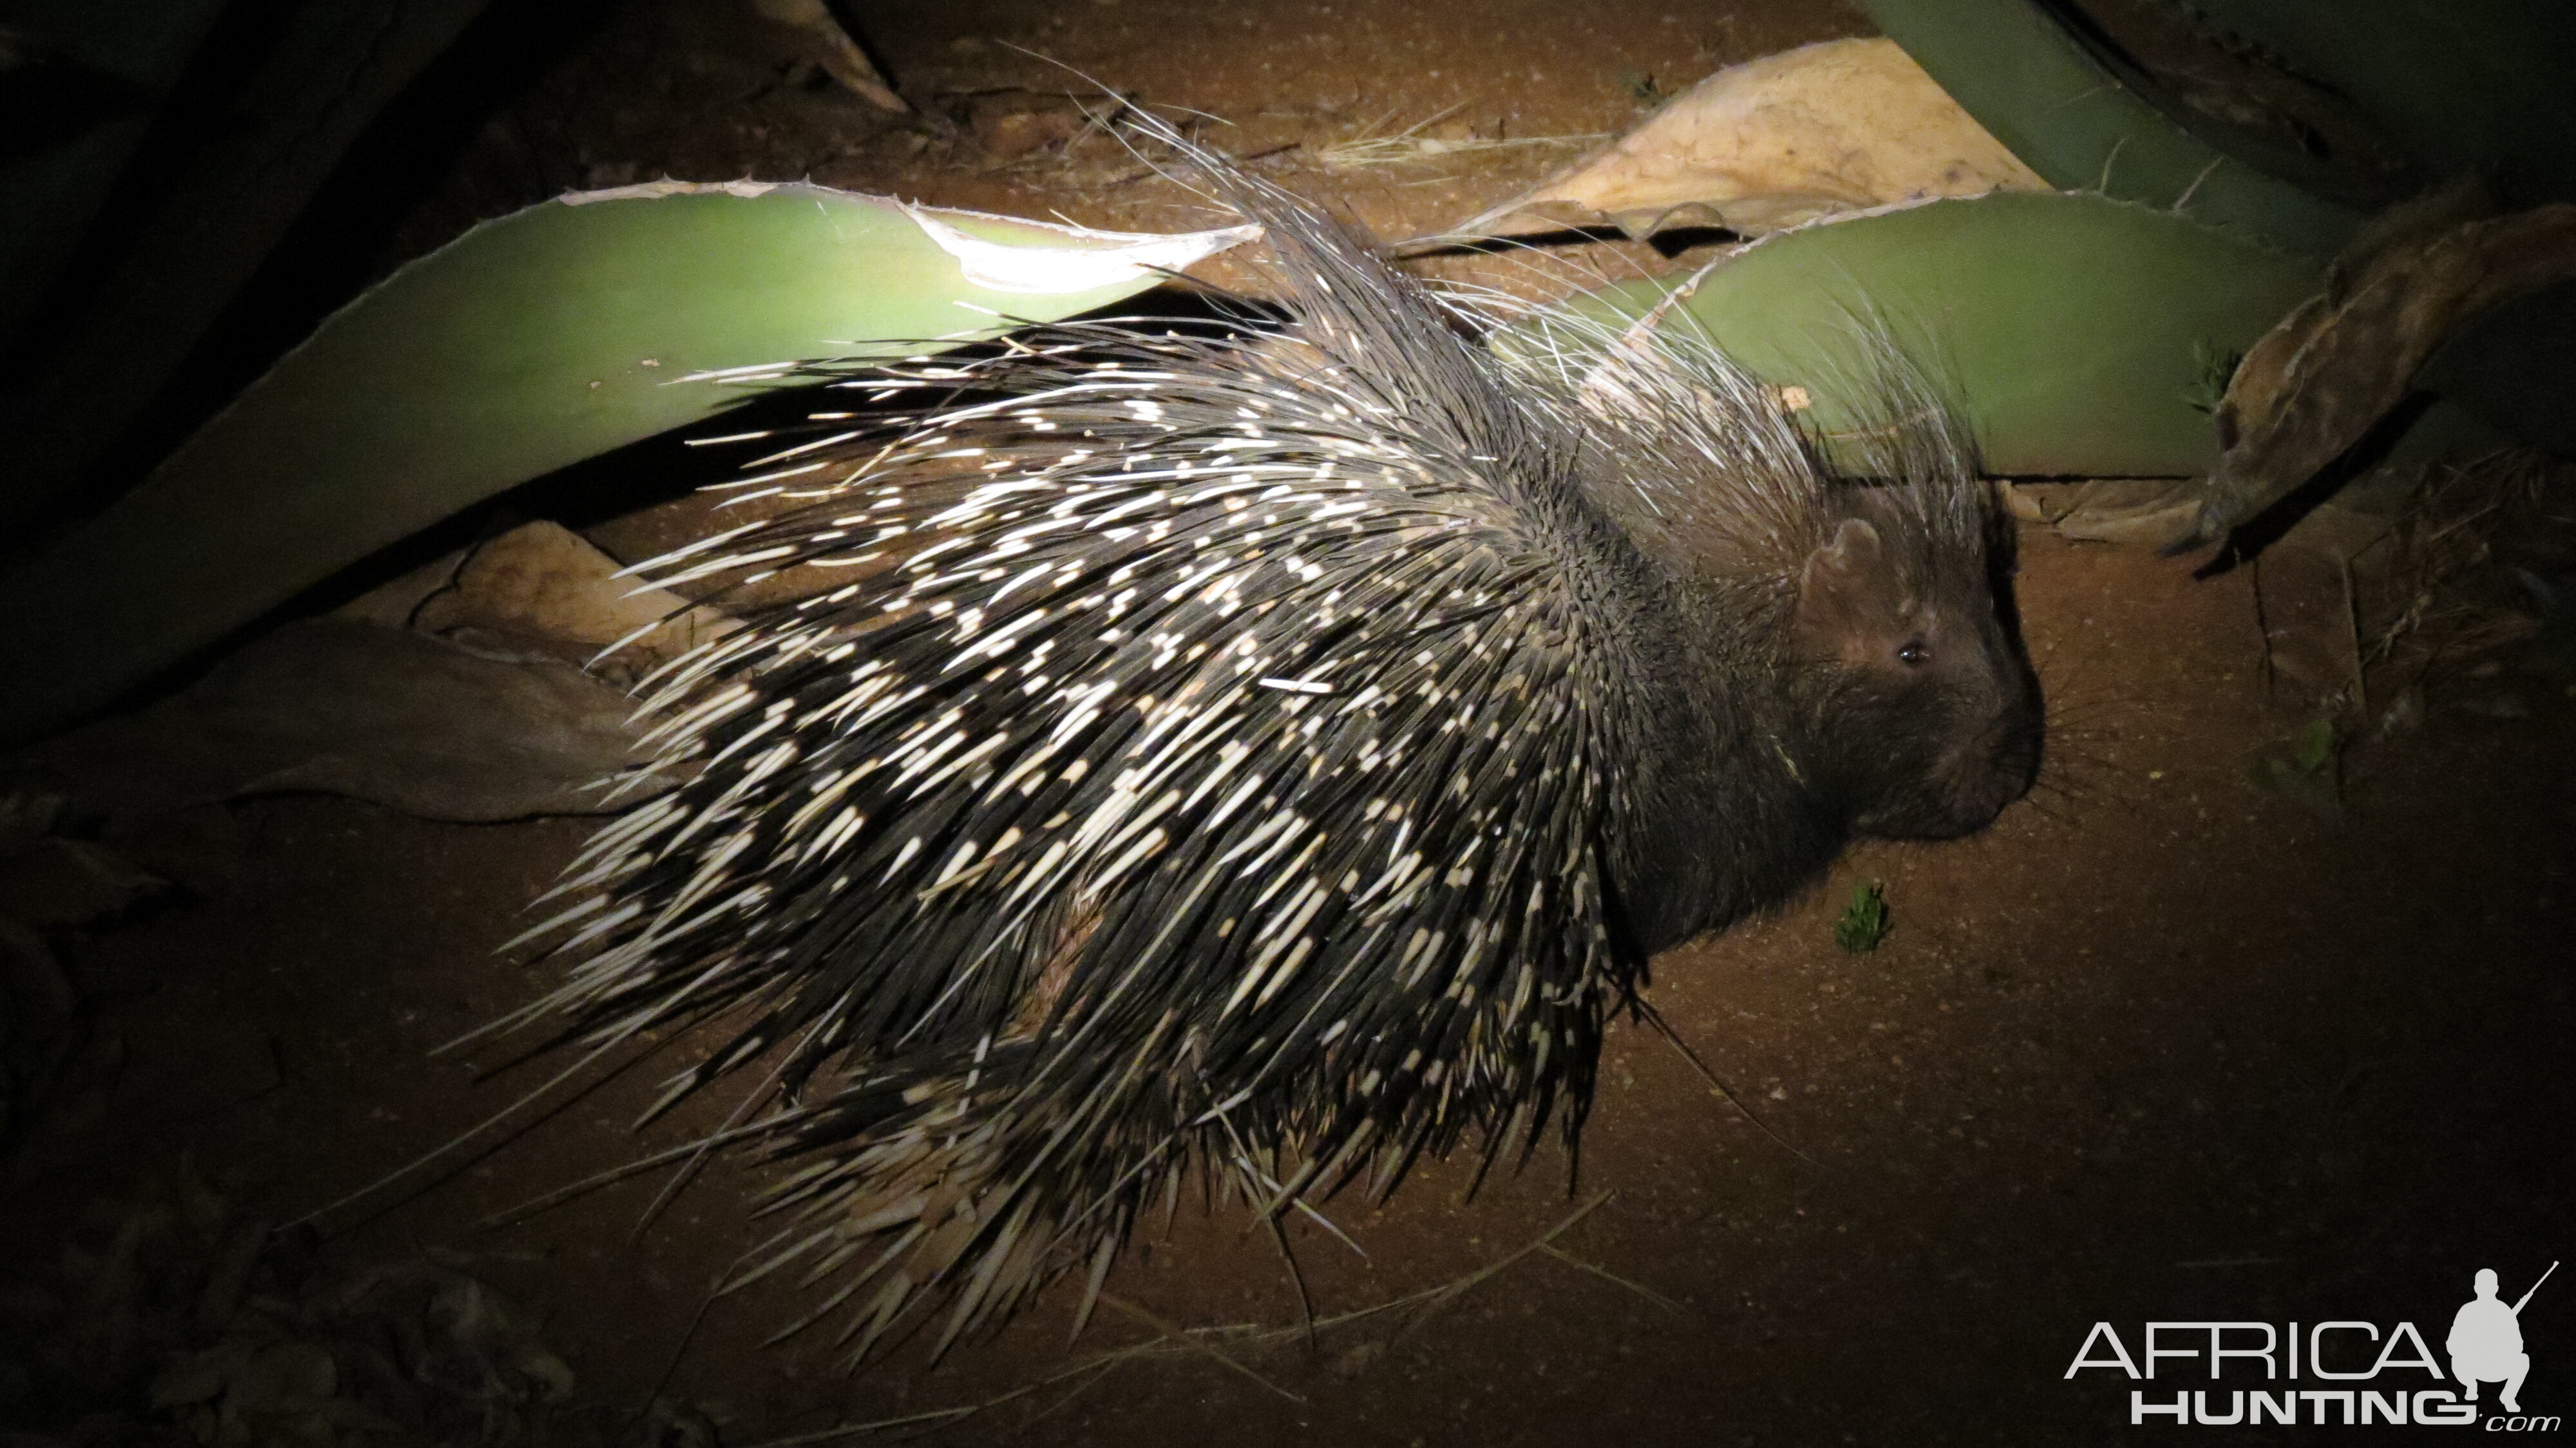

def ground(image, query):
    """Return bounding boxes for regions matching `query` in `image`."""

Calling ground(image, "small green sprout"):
[2291,715,2336,775]
[1834,880,1892,954]
[1617,69,1669,105]
[2246,715,2344,822]
[2180,339,2243,416]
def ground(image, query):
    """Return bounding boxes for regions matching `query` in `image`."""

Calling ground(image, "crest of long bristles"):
[1490,289,1988,594]
[504,147,1983,1361]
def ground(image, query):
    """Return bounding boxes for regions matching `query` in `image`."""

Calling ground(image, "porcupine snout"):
[1847,603,2041,840]
[1916,627,2044,839]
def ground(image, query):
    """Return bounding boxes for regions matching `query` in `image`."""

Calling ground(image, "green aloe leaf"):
[1858,0,2361,257]
[1538,191,2322,479]
[2178,0,2576,210]
[0,184,1255,745]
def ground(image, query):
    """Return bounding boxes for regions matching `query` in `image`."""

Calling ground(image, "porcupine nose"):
[1956,681,2045,831]
[1898,674,2043,839]
[1985,713,2044,812]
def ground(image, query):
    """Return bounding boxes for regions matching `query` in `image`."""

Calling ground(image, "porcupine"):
[499,154,2043,1360]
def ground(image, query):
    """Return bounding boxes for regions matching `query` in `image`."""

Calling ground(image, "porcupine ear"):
[1795,515,1883,613]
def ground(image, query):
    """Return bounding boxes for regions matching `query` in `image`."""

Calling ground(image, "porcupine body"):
[509,162,2042,1357]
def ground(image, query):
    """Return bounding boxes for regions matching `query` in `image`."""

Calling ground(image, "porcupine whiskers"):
[2011,656,2130,823]
[487,137,2040,1364]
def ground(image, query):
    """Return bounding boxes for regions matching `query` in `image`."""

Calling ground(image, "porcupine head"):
[497,147,2043,1362]
[1560,319,2046,955]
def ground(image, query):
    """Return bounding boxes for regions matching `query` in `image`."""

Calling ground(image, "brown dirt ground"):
[7,2,2572,1445]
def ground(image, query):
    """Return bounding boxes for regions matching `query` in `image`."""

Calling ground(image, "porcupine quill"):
[455,131,2043,1363]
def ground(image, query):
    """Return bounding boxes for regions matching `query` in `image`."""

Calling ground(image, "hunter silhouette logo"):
[2452,1262,2554,1415]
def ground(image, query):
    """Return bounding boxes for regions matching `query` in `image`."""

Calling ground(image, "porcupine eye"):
[1896,638,1931,666]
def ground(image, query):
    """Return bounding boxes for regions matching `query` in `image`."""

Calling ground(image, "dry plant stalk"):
[1315,104,1604,173]
[2355,453,2560,724]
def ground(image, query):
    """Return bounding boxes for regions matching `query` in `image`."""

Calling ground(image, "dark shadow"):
[9,1,627,536]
